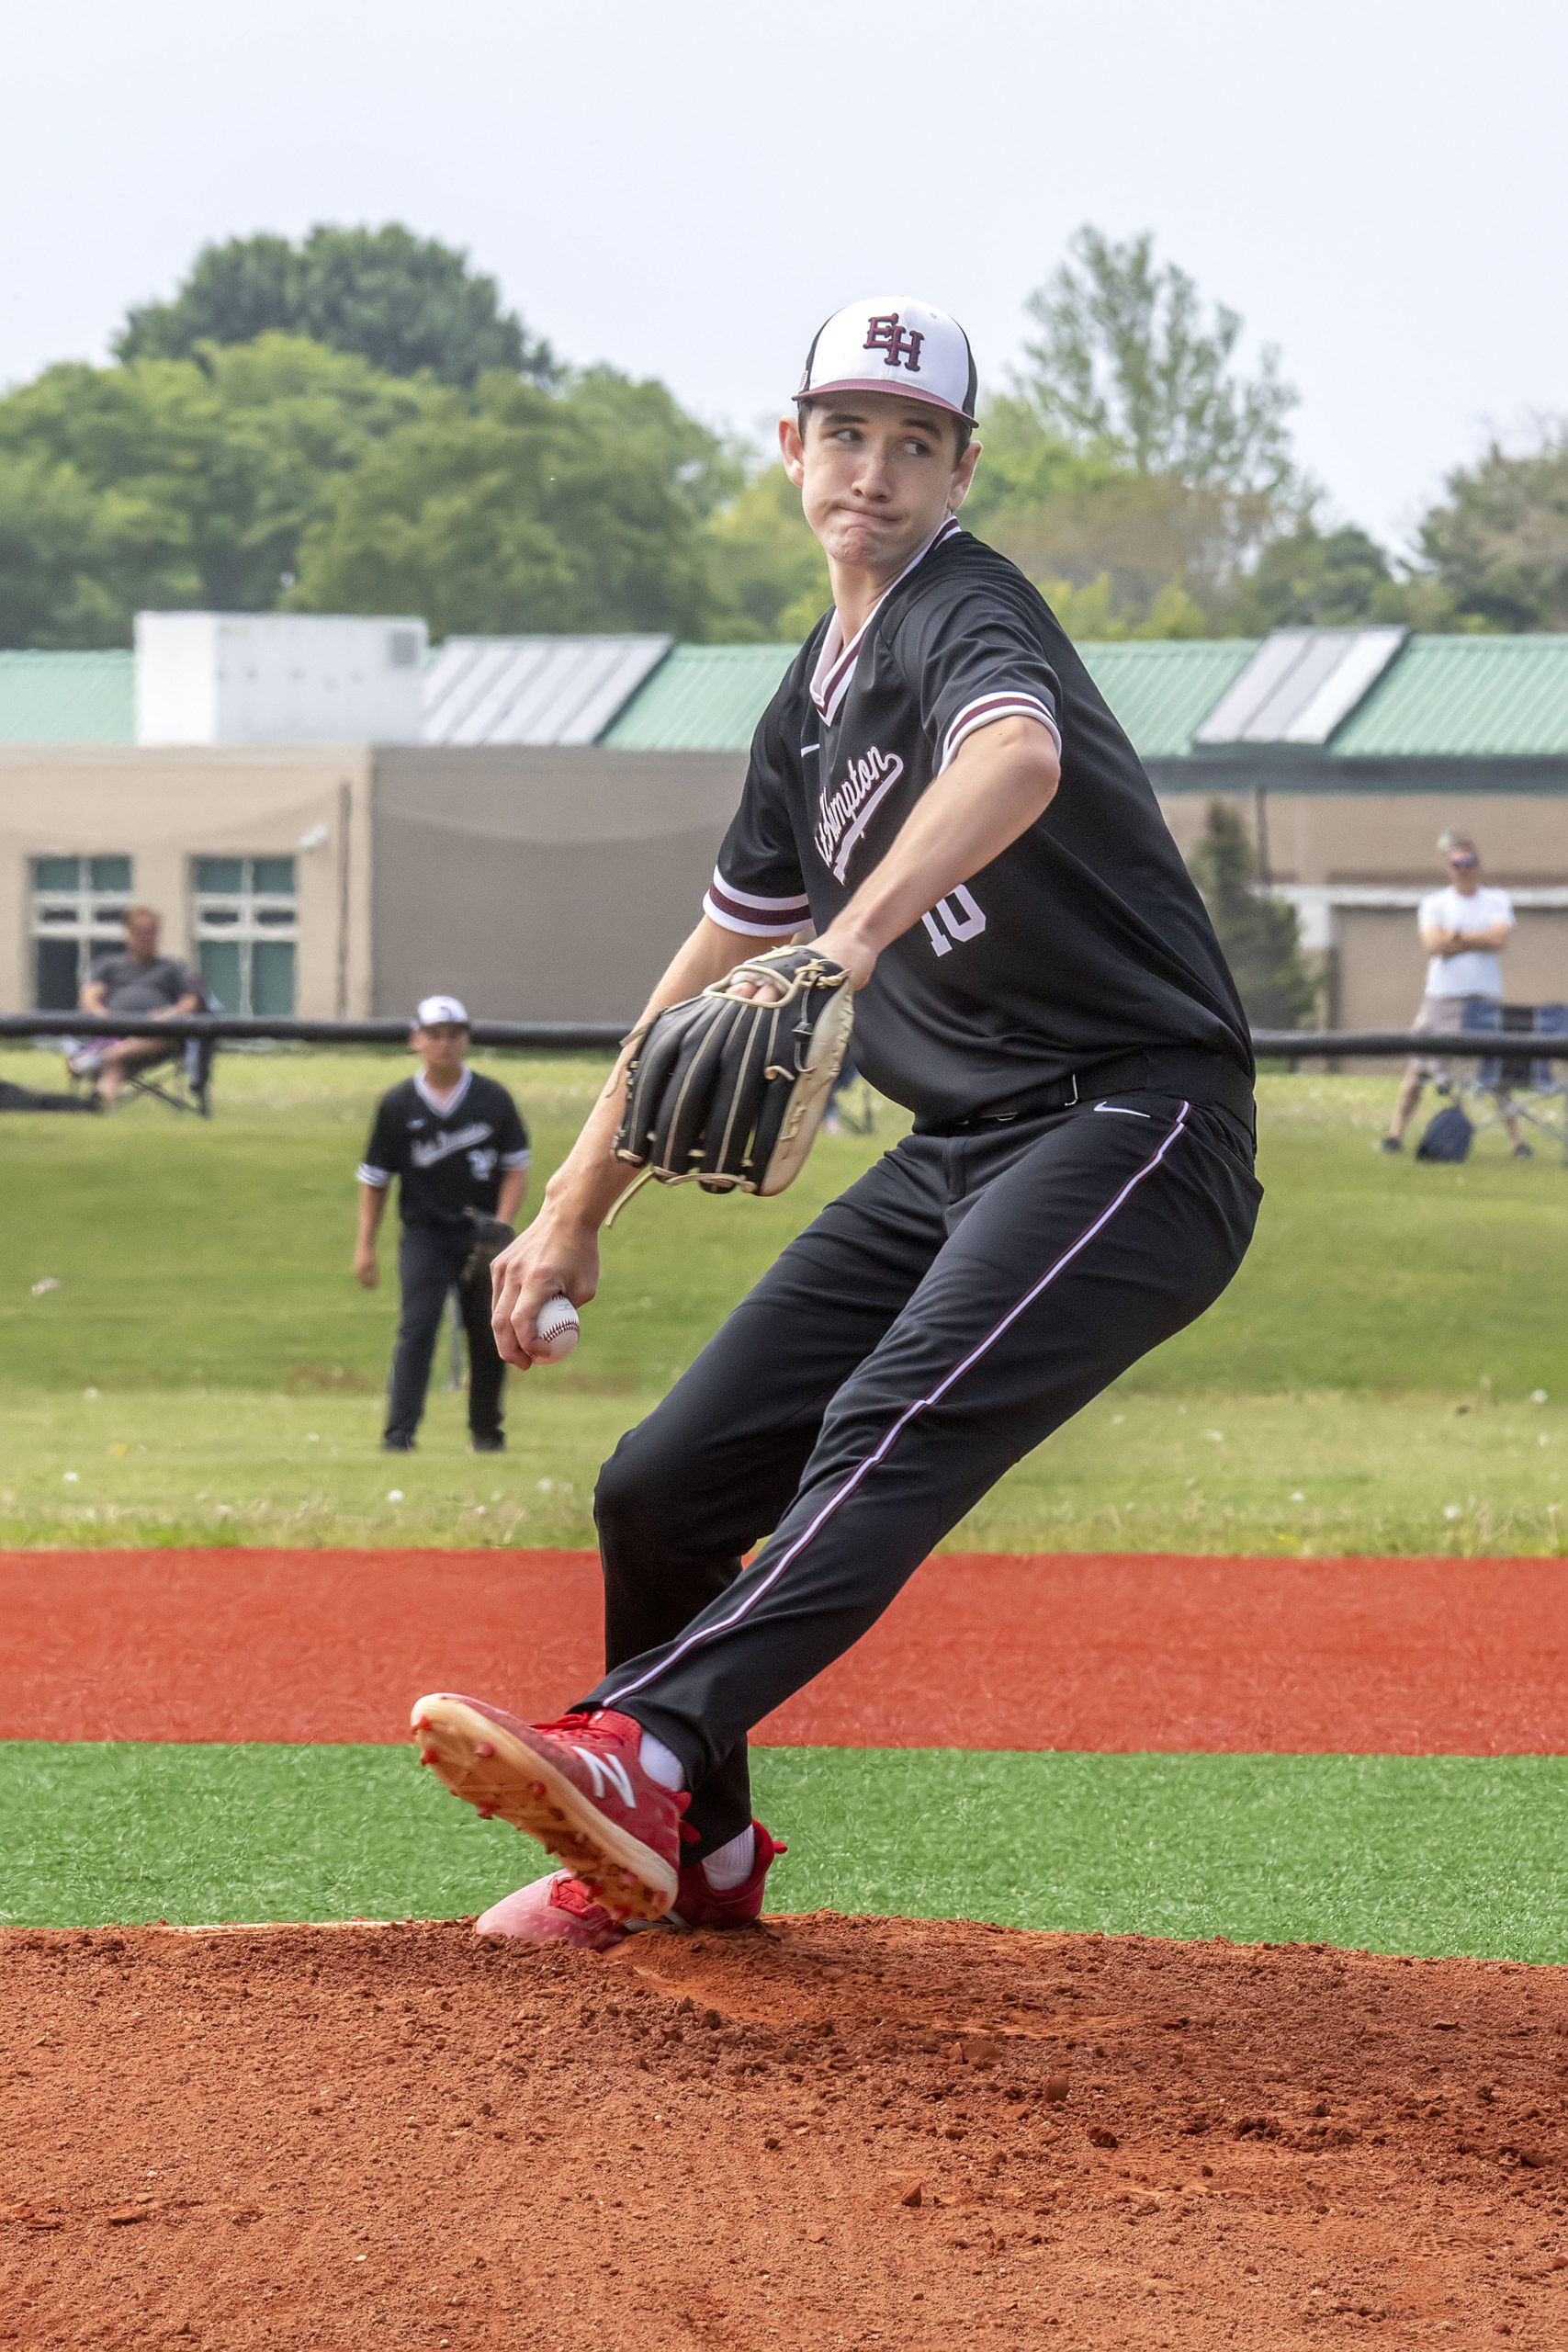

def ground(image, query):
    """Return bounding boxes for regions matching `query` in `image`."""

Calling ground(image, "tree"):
[0,452,122,648]
[1188,799,1316,1031]
[1229,521,1397,630]
[1416,427,1568,631]
[0,337,433,638]
[1014,227,1301,498]
[1030,572,1209,642]
[292,369,742,639]
[705,464,829,641]
[115,224,556,390]
[0,336,745,648]
[962,229,1308,634]
[1227,518,1495,634]
[958,395,1108,538]
[976,465,1257,636]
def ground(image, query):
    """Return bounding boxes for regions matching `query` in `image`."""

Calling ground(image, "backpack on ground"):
[1416,1102,1473,1162]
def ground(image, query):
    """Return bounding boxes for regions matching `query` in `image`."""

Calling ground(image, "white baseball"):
[534,1295,580,1363]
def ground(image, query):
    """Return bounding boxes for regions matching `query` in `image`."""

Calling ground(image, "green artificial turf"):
[3,1057,1567,1555]
[5,1741,1568,1963]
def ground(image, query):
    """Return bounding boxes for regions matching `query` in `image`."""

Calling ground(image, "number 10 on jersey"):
[921,885,987,957]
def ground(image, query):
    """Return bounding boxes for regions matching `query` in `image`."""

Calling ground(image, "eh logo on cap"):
[864,313,925,374]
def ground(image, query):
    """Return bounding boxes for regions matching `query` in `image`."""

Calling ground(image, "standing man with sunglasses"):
[1383,835,1530,1157]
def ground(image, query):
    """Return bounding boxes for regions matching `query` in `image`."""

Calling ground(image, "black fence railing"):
[6,1012,1568,1062]
[1251,1030,1568,1061]
[0,1012,630,1050]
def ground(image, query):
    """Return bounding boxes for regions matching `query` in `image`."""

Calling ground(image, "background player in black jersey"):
[355,995,531,1455]
[409,298,1262,1948]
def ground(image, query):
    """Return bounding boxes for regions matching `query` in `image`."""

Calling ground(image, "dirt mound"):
[5,1913,1568,2347]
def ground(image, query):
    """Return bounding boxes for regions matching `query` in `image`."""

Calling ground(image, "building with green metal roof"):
[1069,640,1263,763]
[8,627,1568,775]
[0,651,135,747]
[602,644,798,752]
[594,627,1568,776]
[1331,635,1568,762]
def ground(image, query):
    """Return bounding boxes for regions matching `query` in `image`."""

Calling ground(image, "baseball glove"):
[613,945,854,1205]
[460,1210,516,1290]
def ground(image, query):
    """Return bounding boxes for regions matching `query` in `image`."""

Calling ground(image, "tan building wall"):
[1158,786,1568,886]
[0,747,374,1017]
[1158,786,1568,1029]
[369,747,747,1021]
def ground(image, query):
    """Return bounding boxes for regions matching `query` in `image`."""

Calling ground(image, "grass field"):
[3,1046,1566,1555]
[8,1740,1568,1962]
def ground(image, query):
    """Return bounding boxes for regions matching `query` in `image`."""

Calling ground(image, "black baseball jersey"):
[357,1070,530,1230]
[704,518,1252,1124]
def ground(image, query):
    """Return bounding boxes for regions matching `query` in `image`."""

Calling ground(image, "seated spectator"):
[1382,835,1530,1158]
[73,906,202,1106]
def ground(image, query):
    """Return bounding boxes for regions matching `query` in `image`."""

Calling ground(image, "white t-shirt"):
[1420,884,1514,998]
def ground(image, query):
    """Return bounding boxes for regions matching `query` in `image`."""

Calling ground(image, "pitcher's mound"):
[4,1912,1565,2347]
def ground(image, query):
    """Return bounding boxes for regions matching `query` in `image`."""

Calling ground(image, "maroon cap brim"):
[795,376,976,426]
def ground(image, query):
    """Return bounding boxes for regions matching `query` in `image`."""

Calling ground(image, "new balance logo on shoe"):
[570,1744,636,1807]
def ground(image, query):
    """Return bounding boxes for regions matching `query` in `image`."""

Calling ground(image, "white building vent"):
[135,612,428,746]
[423,635,671,748]
[1193,627,1406,749]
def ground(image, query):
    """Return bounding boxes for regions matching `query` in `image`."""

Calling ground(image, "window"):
[191,856,298,1016]
[29,855,133,1010]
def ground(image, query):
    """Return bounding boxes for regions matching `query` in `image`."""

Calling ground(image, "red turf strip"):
[4,1547,1567,1753]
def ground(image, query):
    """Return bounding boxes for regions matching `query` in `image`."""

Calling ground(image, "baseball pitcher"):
[409,296,1261,1946]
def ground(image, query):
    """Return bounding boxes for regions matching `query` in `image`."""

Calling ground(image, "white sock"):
[637,1731,686,1792]
[702,1824,756,1890]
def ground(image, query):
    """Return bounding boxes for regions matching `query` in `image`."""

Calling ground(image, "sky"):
[6,0,1567,556]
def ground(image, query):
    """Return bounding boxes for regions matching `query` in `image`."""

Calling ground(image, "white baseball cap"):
[414,994,468,1027]
[795,294,978,424]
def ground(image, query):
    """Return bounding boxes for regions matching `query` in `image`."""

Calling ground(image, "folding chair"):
[1457,999,1568,1165]
[125,1032,215,1116]
[62,992,219,1118]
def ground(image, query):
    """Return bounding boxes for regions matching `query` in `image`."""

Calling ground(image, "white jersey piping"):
[705,865,813,938]
[808,515,963,724]
[415,1067,473,1118]
[940,691,1061,771]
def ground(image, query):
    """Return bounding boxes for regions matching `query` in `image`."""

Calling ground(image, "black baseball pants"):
[385,1226,505,1446]
[577,1090,1261,1855]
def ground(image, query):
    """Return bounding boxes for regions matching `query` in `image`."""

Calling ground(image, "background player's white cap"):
[414,993,468,1027]
[795,295,978,425]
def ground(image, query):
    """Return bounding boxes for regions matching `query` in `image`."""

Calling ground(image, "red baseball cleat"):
[474,1821,787,1947]
[671,1820,787,1928]
[411,1696,683,1922]
[476,1870,636,1950]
